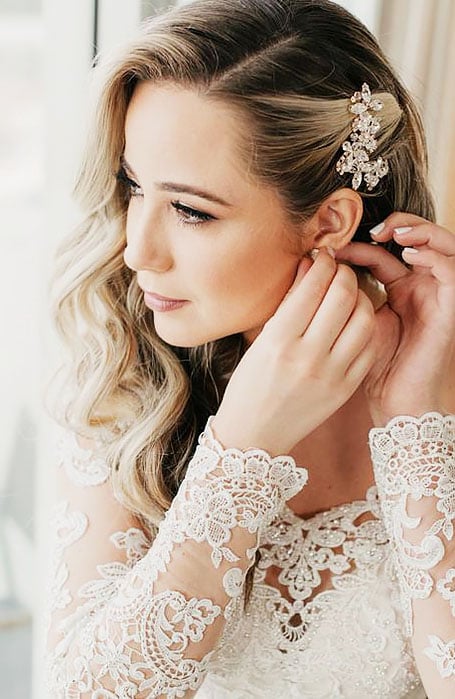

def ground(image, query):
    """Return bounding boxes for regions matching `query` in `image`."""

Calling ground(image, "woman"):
[45,0,455,696]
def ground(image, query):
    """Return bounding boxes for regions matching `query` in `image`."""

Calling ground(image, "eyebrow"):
[120,155,232,207]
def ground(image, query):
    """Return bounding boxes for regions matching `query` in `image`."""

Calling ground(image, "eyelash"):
[115,167,215,226]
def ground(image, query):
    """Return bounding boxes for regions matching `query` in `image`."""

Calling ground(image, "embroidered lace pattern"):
[368,412,455,638]
[56,428,110,486]
[44,430,112,631]
[45,411,455,697]
[203,486,421,698]
[436,568,455,616]
[46,500,88,626]
[45,416,308,698]
[423,636,455,678]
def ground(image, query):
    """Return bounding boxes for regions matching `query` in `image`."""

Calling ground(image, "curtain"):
[378,0,455,230]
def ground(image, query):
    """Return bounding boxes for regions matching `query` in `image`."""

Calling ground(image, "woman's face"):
[122,82,306,347]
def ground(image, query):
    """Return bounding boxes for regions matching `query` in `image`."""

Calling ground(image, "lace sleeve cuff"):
[46,416,309,697]
[171,417,308,567]
[368,411,455,637]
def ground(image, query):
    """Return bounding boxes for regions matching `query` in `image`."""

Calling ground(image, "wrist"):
[210,415,290,456]
[368,399,448,428]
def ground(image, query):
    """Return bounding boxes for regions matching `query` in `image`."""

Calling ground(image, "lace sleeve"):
[369,412,455,697]
[45,417,308,698]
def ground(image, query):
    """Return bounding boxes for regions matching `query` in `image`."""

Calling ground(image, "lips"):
[143,291,187,303]
[141,290,189,312]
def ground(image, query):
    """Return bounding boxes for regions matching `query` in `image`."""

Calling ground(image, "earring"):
[309,247,336,260]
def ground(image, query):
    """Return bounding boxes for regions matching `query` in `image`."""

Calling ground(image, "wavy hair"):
[50,0,435,607]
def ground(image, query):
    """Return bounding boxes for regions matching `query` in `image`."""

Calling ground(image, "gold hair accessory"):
[336,83,389,192]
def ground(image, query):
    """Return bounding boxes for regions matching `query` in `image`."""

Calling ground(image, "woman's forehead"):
[123,82,256,201]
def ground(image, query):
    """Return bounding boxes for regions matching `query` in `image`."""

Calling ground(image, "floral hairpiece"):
[335,83,389,191]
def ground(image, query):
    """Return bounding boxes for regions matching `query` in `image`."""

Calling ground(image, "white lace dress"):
[44,412,455,698]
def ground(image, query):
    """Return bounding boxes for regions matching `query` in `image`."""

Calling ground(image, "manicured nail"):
[394,226,413,235]
[402,246,419,255]
[370,222,385,236]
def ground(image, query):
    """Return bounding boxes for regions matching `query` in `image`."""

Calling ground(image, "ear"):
[304,188,363,251]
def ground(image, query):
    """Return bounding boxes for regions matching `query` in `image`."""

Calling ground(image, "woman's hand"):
[335,213,455,426]
[212,249,376,455]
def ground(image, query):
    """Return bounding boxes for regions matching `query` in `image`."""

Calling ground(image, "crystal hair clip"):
[336,83,389,192]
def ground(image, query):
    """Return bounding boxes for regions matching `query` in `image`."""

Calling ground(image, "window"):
[0,2,43,697]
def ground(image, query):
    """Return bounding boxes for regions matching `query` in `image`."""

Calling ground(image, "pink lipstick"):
[143,292,188,312]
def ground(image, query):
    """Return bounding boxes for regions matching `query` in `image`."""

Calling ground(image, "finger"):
[369,212,432,242]
[401,246,455,286]
[301,264,359,349]
[345,335,376,384]
[330,290,375,366]
[287,255,314,291]
[335,241,409,286]
[269,249,337,337]
[392,223,455,256]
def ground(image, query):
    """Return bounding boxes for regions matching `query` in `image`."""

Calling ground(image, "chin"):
[152,309,263,349]
[153,322,228,349]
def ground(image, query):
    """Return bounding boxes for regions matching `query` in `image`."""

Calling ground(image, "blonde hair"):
[50,0,435,606]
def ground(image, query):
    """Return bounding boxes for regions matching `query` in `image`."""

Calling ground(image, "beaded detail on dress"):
[203,486,421,698]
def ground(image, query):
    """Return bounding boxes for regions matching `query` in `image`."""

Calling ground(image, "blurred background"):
[0,0,454,697]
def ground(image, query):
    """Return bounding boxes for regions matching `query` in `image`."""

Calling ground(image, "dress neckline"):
[277,483,379,527]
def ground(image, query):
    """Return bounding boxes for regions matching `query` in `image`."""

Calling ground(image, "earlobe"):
[310,188,363,251]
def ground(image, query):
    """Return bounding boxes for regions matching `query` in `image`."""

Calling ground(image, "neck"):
[290,385,374,467]
[286,386,376,516]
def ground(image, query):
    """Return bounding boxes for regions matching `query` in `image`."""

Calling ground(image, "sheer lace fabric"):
[369,413,455,690]
[369,413,455,634]
[45,418,307,697]
[201,487,422,698]
[44,412,454,698]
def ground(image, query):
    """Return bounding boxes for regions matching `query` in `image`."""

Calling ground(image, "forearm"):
[46,417,308,698]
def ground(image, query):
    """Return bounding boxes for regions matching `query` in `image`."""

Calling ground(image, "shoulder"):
[55,427,111,487]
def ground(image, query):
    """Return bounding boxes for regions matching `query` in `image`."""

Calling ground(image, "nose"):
[123,206,173,273]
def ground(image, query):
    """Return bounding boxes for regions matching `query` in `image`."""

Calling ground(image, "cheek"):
[249,259,299,319]
[202,242,300,321]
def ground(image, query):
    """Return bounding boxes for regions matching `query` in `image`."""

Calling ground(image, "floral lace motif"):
[368,412,455,637]
[436,568,455,616]
[204,486,421,698]
[46,416,307,698]
[257,486,386,605]
[74,527,153,618]
[423,635,455,678]
[57,429,110,486]
[46,500,88,624]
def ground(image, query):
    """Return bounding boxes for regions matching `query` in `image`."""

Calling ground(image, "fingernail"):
[394,226,413,235]
[326,246,336,258]
[370,222,385,236]
[309,248,319,260]
[402,246,419,254]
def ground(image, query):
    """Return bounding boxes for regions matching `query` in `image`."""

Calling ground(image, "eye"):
[171,201,215,226]
[115,167,143,198]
